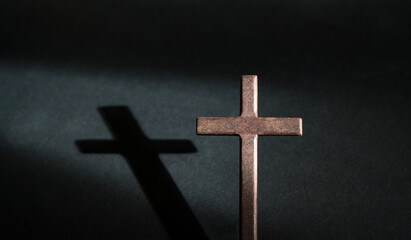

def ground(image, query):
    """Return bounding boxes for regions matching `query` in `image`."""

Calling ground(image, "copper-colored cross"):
[196,75,302,240]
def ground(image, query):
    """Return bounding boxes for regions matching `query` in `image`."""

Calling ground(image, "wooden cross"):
[196,75,302,240]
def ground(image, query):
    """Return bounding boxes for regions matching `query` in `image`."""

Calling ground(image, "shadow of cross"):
[76,106,208,240]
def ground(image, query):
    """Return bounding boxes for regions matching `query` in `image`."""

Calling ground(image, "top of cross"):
[197,75,302,136]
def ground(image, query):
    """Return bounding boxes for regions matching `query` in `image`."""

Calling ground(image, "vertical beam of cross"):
[240,76,258,240]
[197,75,302,240]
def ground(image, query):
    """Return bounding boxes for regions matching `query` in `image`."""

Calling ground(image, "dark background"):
[1,0,410,239]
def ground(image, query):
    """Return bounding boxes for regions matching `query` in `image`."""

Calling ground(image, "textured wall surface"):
[1,0,410,239]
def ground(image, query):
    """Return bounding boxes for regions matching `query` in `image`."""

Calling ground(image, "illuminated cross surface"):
[196,75,303,240]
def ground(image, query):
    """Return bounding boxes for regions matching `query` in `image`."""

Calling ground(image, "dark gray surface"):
[1,0,410,239]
